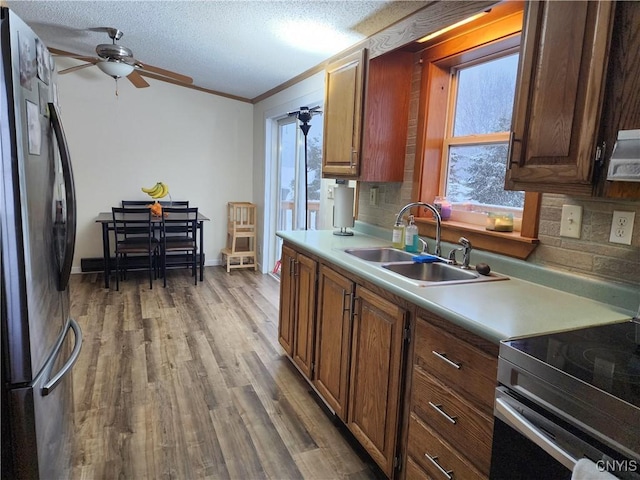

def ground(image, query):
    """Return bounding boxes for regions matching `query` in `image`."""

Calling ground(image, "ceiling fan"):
[51,27,192,89]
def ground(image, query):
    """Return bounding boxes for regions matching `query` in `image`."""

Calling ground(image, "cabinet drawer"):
[414,319,497,413]
[407,414,485,480]
[411,368,493,474]
[405,455,429,480]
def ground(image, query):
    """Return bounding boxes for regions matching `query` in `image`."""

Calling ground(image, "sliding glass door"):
[273,113,323,276]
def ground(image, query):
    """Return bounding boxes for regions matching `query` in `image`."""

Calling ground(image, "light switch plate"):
[609,211,635,245]
[369,186,379,206]
[560,205,582,238]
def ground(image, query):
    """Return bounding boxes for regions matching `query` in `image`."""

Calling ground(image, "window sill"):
[414,217,539,260]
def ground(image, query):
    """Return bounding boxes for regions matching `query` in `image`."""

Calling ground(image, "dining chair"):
[160,207,199,287]
[111,207,159,290]
[121,200,153,207]
[122,200,189,207]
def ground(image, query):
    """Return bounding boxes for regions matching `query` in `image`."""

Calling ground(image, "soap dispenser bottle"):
[404,215,420,253]
[392,215,405,249]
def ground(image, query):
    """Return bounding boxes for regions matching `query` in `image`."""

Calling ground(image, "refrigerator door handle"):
[49,102,77,292]
[42,318,82,396]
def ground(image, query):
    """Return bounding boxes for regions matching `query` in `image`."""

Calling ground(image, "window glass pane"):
[453,54,519,136]
[306,122,323,230]
[446,144,524,208]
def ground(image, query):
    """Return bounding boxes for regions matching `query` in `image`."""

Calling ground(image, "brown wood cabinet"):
[313,264,354,420]
[506,0,615,195]
[322,48,413,181]
[278,242,501,480]
[403,311,498,480]
[280,243,411,477]
[322,49,366,177]
[348,286,407,478]
[277,244,317,379]
[595,0,640,199]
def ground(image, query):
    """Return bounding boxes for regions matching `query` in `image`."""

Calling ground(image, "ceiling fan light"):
[96,61,134,79]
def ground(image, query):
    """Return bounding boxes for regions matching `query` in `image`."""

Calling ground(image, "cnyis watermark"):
[596,459,639,473]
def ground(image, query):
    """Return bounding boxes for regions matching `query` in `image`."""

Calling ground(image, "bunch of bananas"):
[141,182,169,199]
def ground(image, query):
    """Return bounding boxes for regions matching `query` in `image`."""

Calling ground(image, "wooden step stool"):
[221,202,257,272]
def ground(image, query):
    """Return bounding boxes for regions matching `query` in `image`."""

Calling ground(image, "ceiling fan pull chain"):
[115,78,119,97]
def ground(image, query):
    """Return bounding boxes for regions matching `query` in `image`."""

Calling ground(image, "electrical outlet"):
[369,186,379,206]
[559,205,582,238]
[609,211,635,245]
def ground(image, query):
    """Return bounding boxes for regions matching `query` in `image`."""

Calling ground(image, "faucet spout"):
[395,202,442,257]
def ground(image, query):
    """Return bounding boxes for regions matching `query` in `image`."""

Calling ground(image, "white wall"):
[56,68,253,272]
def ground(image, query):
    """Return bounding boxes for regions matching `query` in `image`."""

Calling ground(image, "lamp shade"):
[96,60,134,78]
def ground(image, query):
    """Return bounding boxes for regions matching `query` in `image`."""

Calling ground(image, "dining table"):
[95,210,210,289]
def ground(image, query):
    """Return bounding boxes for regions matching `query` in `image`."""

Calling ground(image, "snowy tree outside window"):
[444,53,524,211]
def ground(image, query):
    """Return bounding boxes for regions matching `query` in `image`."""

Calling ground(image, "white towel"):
[571,458,619,480]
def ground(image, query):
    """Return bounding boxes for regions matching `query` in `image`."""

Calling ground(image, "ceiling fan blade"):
[58,61,99,75]
[127,70,150,88]
[49,47,97,63]
[136,62,193,84]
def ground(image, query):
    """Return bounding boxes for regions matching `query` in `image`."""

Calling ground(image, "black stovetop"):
[504,320,640,408]
[498,319,640,462]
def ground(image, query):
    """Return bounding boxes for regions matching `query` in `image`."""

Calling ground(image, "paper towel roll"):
[333,186,355,228]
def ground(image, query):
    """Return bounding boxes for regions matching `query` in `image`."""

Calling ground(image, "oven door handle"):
[495,397,578,470]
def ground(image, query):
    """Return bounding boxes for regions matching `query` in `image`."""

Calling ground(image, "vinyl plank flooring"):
[69,267,377,479]
[232,384,303,480]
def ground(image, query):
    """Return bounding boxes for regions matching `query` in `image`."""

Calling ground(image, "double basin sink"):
[344,247,508,286]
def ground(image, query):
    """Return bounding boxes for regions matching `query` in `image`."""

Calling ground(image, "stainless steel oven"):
[490,320,640,480]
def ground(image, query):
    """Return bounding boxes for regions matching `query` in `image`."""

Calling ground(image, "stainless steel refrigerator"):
[1,8,82,479]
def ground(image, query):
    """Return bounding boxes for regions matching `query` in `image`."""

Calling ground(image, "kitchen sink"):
[344,246,508,286]
[383,262,477,282]
[382,261,508,286]
[344,247,416,263]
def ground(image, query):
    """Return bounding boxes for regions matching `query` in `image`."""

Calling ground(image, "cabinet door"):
[347,286,406,478]
[506,0,614,195]
[322,49,366,177]
[313,265,354,420]
[360,50,413,182]
[278,245,296,356]
[292,254,317,378]
[596,1,640,199]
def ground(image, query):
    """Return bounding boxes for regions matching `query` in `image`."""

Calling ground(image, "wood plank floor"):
[69,267,380,479]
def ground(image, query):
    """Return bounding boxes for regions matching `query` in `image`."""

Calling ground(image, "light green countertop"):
[277,229,634,344]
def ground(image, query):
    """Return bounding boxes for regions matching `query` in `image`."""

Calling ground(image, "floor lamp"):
[287,106,321,230]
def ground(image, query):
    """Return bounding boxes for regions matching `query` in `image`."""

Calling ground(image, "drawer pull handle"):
[431,351,461,369]
[429,402,457,424]
[424,454,453,480]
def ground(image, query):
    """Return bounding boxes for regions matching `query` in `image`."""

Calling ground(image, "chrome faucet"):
[394,202,442,257]
[448,237,472,269]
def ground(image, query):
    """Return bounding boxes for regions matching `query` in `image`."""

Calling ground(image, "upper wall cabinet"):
[595,0,640,199]
[322,49,366,177]
[505,0,615,196]
[322,48,414,181]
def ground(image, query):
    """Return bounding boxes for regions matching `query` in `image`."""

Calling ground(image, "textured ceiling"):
[6,0,429,101]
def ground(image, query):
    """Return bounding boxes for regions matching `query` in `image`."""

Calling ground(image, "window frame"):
[412,7,540,260]
[440,47,523,227]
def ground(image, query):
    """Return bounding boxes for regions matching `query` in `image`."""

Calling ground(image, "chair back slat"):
[122,200,189,207]
[112,207,154,240]
[161,207,198,240]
